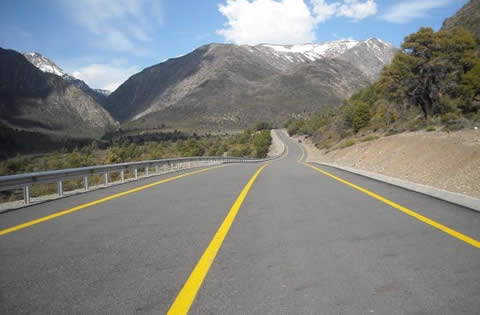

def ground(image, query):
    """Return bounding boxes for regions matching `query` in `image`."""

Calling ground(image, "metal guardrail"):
[0,140,285,206]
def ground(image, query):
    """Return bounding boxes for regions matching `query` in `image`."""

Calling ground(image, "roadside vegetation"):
[285,27,480,149]
[0,122,272,202]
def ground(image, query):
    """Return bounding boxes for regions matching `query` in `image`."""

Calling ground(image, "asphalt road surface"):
[1,131,479,314]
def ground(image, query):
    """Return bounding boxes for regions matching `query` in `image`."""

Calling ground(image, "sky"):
[0,0,469,91]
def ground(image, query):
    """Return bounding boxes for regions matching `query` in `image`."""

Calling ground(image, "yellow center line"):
[0,165,225,236]
[167,163,269,314]
[302,162,480,249]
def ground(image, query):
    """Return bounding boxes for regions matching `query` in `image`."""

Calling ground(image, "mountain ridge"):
[441,0,480,41]
[0,48,118,139]
[106,38,395,130]
[22,52,111,105]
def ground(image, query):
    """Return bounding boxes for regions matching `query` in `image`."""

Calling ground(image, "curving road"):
[1,131,479,314]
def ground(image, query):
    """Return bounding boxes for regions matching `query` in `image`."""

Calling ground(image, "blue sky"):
[0,0,469,91]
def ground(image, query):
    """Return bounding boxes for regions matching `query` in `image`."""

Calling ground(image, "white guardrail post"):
[0,131,286,208]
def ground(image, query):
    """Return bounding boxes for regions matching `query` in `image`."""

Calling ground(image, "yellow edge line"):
[302,162,480,249]
[167,163,269,314]
[0,165,224,236]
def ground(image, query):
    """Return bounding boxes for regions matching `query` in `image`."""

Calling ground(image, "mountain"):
[22,52,65,76]
[106,38,395,130]
[252,38,395,80]
[23,52,111,105]
[442,0,480,41]
[0,48,117,139]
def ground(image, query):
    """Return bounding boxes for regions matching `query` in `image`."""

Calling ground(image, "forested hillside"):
[286,26,480,149]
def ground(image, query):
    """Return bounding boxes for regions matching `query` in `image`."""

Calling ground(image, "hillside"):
[287,1,480,199]
[286,26,480,148]
[23,52,111,106]
[106,39,395,131]
[0,48,118,140]
[442,0,480,41]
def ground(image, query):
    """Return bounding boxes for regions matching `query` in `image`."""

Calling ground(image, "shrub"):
[352,101,372,132]
[426,126,436,132]
[361,135,379,142]
[338,138,356,149]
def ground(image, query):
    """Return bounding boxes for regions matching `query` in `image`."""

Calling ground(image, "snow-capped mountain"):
[257,39,360,61]
[23,52,65,76]
[106,38,393,126]
[22,52,111,104]
[1,48,118,141]
[248,38,396,80]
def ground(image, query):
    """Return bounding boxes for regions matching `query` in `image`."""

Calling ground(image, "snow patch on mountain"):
[23,52,65,76]
[261,39,360,59]
[252,38,394,69]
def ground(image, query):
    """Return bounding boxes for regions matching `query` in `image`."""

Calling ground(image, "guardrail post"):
[145,167,149,177]
[164,165,167,173]
[120,170,125,183]
[83,176,88,191]
[155,166,159,174]
[134,168,138,180]
[57,180,63,197]
[24,185,30,205]
[104,173,108,186]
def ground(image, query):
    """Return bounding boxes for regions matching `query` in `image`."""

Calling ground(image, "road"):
[1,131,479,314]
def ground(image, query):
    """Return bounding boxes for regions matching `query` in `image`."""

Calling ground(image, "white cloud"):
[217,0,377,45]
[104,29,135,51]
[381,0,451,24]
[60,0,161,54]
[312,0,377,23]
[217,0,317,45]
[312,0,339,23]
[72,63,140,91]
[337,0,377,21]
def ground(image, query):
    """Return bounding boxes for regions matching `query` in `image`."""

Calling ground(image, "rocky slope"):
[23,52,111,105]
[0,48,118,139]
[106,39,395,130]
[442,0,480,40]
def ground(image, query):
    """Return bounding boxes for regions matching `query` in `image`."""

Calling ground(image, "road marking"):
[303,162,480,249]
[167,163,269,314]
[0,165,224,237]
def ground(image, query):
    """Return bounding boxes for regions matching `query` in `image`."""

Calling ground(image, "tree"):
[352,101,371,132]
[384,27,478,117]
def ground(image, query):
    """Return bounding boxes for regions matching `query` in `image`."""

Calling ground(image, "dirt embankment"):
[299,130,480,198]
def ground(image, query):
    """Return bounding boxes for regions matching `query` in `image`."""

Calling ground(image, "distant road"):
[1,131,479,314]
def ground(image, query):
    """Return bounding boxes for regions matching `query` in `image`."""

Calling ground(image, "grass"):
[338,138,356,149]
[361,135,379,142]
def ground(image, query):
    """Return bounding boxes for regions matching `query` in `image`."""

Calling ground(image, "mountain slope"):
[442,0,480,40]
[125,57,371,131]
[0,48,117,139]
[23,52,111,105]
[106,39,394,130]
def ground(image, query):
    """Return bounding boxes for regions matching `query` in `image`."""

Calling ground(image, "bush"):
[426,126,436,132]
[338,138,356,149]
[361,135,379,142]
[352,101,372,132]
[407,118,427,131]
